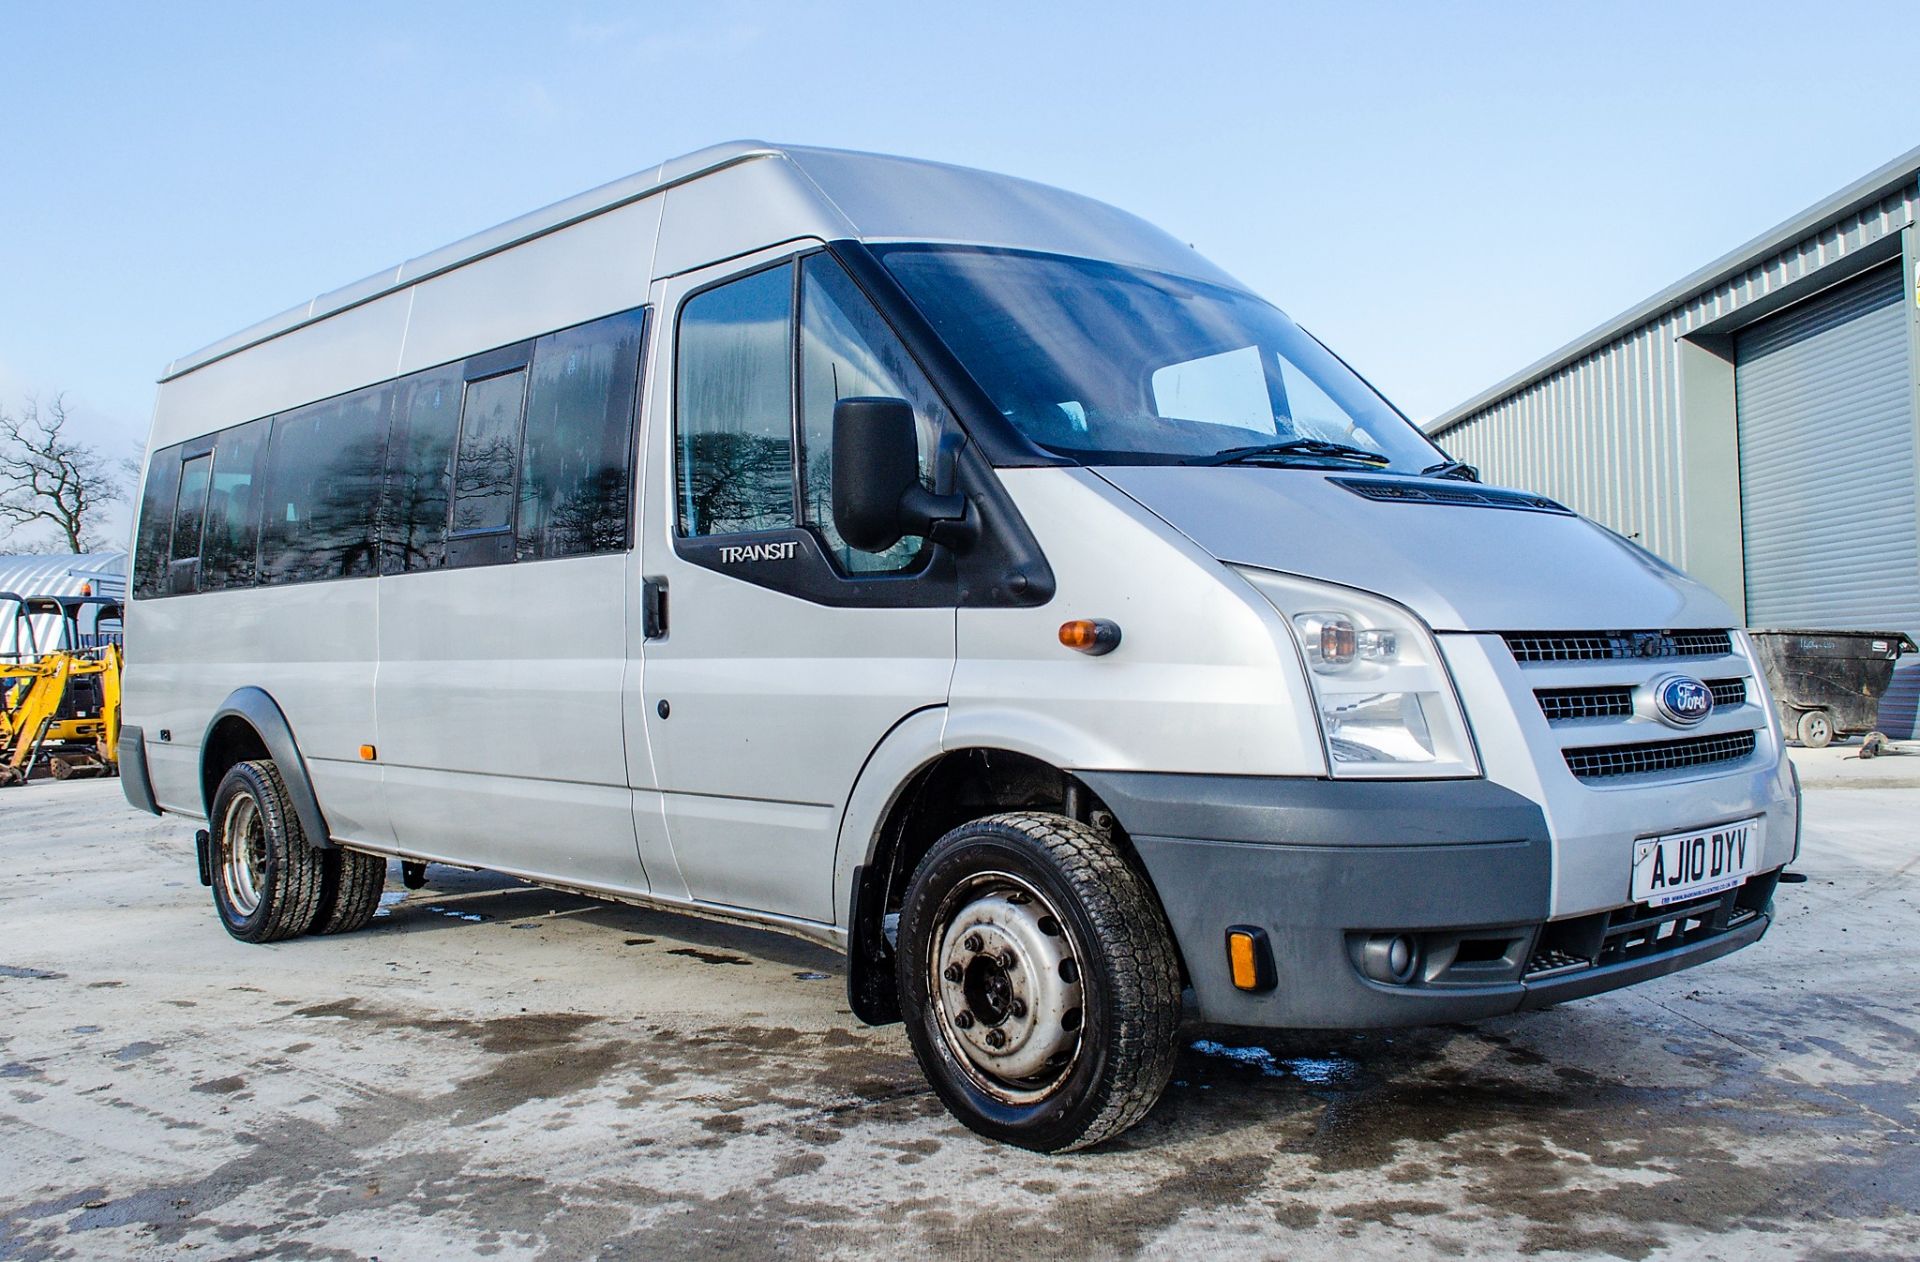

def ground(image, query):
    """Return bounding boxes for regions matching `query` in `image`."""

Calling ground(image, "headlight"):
[1236,568,1479,779]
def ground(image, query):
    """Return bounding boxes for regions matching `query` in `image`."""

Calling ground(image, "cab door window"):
[675,262,797,537]
[797,253,945,574]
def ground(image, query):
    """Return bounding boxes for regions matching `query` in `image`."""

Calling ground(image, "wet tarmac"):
[1,778,1915,1259]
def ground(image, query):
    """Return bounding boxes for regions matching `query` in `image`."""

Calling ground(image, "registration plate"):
[1631,819,1762,907]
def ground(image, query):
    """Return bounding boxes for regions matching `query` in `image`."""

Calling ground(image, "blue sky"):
[5,1,1919,545]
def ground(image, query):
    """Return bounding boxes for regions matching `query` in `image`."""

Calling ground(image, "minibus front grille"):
[1535,686,1634,722]
[1707,677,1747,708]
[1504,630,1734,664]
[1563,730,1757,781]
[1332,477,1572,515]
[1535,678,1750,723]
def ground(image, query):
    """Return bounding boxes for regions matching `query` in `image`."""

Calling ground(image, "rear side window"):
[517,309,646,560]
[676,263,796,536]
[167,453,213,598]
[199,418,269,591]
[383,368,460,574]
[451,370,526,538]
[132,448,184,599]
[257,385,390,584]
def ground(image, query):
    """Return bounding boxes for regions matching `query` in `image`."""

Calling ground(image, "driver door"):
[632,243,957,923]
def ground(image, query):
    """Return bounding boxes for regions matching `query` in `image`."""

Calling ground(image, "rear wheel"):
[897,811,1182,1152]
[209,759,326,943]
[1795,708,1834,749]
[314,847,388,935]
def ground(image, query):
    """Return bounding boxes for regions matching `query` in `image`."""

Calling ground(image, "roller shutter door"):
[1735,262,1919,638]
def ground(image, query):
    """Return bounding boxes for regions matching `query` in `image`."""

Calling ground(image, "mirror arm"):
[903,487,978,553]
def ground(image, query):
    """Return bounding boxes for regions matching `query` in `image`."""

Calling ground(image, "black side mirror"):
[832,397,970,554]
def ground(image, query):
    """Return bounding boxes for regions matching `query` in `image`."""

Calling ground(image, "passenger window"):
[166,454,213,593]
[383,368,461,573]
[518,309,646,560]
[257,385,390,585]
[1150,346,1274,432]
[132,448,184,599]
[797,254,944,573]
[199,418,269,591]
[676,263,796,536]
[452,370,526,537]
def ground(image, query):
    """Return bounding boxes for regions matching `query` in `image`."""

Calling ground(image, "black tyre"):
[208,759,326,943]
[1795,708,1834,749]
[314,847,388,935]
[897,811,1182,1152]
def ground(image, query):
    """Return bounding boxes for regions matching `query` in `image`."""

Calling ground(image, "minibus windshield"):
[880,246,1445,469]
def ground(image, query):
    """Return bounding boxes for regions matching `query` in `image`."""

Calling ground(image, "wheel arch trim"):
[202,687,334,850]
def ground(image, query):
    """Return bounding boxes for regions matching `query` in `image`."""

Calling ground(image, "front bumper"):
[1080,771,1777,1029]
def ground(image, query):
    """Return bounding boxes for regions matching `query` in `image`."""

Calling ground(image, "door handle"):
[643,577,668,639]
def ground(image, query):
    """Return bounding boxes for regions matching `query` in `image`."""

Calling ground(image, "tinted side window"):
[518,308,646,560]
[452,370,525,537]
[257,385,390,585]
[132,448,183,599]
[170,454,212,563]
[199,418,269,591]
[798,254,946,574]
[383,368,460,573]
[676,264,796,536]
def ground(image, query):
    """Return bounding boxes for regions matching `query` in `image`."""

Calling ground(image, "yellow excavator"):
[0,591,123,787]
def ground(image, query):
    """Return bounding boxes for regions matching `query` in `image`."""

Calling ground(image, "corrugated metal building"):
[0,552,127,658]
[1430,147,1920,736]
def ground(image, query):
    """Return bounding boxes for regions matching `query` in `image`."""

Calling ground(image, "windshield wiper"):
[1188,438,1391,468]
[1419,459,1480,482]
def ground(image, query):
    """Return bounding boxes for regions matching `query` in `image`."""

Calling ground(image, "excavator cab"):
[0,591,124,786]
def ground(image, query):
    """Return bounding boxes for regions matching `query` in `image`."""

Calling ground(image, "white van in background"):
[123,143,1799,1151]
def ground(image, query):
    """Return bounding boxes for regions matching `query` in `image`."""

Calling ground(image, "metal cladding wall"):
[0,552,127,658]
[1434,181,1917,567]
[1431,151,1920,737]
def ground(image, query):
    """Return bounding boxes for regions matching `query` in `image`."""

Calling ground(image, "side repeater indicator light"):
[358,745,378,762]
[1059,619,1122,656]
[1226,926,1277,992]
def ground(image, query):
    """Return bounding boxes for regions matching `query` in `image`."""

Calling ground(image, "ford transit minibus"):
[122,143,1799,1151]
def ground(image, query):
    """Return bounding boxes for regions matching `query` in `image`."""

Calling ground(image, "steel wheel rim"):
[929,869,1086,1106]
[219,794,266,918]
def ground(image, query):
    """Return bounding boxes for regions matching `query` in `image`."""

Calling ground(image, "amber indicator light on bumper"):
[1226,925,1277,992]
[1058,618,1122,656]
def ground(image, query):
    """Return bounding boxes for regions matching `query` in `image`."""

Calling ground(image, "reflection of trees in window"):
[132,451,182,598]
[797,253,944,573]
[201,417,268,590]
[382,371,458,574]
[677,264,796,537]
[452,431,518,533]
[517,309,643,560]
[683,431,794,535]
[257,386,390,585]
[452,371,525,536]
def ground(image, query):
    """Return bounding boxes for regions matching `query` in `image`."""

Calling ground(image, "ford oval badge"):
[1653,675,1714,728]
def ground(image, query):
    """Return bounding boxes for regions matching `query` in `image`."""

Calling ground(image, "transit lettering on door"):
[1646,827,1748,892]
[718,541,799,564]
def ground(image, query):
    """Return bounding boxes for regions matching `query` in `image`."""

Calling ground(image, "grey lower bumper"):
[1081,772,1774,1029]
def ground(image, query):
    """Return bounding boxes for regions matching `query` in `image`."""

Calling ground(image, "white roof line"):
[159,141,783,383]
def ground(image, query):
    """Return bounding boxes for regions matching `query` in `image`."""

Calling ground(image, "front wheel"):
[896,812,1182,1152]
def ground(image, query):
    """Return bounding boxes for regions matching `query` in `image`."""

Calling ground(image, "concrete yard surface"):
[1,780,1916,1260]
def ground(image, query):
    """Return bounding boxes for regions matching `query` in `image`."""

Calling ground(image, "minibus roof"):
[162,142,1243,382]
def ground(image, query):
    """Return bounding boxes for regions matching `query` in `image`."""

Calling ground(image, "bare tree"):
[0,394,125,554]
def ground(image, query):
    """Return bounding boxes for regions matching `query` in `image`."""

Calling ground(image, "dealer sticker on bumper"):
[1631,818,1762,907]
